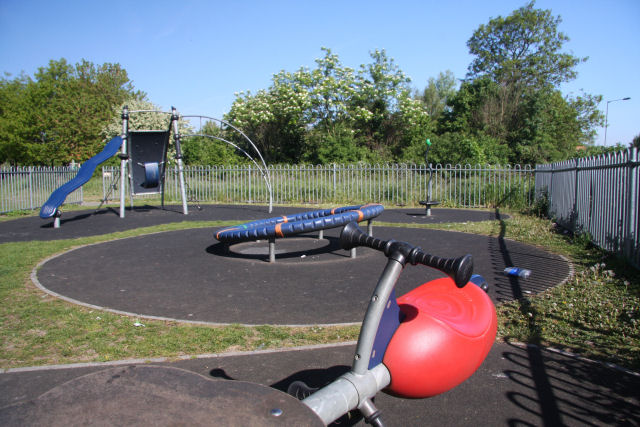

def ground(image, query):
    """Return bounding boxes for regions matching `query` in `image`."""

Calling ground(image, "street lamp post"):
[604,97,631,145]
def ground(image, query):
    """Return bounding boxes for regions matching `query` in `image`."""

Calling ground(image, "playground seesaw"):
[296,222,496,425]
[4,222,496,425]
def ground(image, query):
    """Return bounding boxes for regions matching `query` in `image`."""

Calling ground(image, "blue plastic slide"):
[40,136,123,219]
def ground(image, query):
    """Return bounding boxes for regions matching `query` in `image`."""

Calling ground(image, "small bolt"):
[270,408,283,417]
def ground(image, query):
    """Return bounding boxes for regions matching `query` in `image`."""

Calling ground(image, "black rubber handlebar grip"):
[340,222,473,288]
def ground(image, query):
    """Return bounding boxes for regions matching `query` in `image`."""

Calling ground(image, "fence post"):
[248,164,252,203]
[626,147,638,261]
[332,163,337,200]
[28,166,34,210]
[571,157,579,233]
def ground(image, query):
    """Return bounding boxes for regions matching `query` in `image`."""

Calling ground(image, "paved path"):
[1,343,638,425]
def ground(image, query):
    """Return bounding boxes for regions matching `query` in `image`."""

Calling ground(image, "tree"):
[226,48,432,164]
[467,1,585,89]
[417,70,457,119]
[465,1,587,139]
[438,1,603,165]
[225,79,310,163]
[181,121,244,165]
[0,59,138,165]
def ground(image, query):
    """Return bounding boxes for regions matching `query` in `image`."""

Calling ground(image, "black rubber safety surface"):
[35,226,570,326]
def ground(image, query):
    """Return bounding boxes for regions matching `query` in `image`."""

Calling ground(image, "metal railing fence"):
[1,163,534,214]
[0,166,82,213]
[101,163,534,209]
[535,148,639,268]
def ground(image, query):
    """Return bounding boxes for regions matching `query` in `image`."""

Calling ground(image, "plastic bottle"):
[470,274,489,292]
[503,267,531,279]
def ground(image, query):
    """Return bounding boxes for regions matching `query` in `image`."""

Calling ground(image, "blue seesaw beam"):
[40,136,123,219]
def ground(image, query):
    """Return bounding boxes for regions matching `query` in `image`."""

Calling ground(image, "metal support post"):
[626,147,638,260]
[171,107,188,215]
[119,106,129,218]
[269,238,276,263]
[352,257,404,374]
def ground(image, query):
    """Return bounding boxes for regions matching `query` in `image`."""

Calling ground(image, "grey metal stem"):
[359,398,385,427]
[304,250,406,424]
[171,108,188,215]
[352,257,404,374]
[269,238,276,263]
[119,106,128,219]
[302,364,390,425]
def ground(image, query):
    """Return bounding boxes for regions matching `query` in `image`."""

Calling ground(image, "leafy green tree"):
[437,1,603,165]
[0,59,138,166]
[351,49,414,156]
[467,1,585,90]
[417,70,457,119]
[464,0,587,142]
[303,122,376,164]
[0,73,31,165]
[225,75,311,163]
[302,47,356,128]
[225,48,432,164]
[181,121,244,165]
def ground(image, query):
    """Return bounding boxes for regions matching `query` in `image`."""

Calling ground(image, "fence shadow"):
[493,208,563,425]
[501,340,640,426]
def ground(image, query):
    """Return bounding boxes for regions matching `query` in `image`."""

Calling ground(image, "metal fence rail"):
[535,148,639,268]
[1,163,534,214]
[0,166,82,214]
[113,163,534,209]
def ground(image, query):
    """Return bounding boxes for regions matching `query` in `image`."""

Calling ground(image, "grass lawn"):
[1,207,638,371]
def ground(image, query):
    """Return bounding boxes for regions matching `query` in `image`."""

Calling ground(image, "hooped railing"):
[181,115,273,213]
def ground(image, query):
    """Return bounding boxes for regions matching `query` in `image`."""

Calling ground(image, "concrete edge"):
[1,341,358,374]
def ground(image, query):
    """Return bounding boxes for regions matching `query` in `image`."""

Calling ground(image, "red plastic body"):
[383,277,497,398]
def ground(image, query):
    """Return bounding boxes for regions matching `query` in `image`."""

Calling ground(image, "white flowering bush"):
[225,48,435,163]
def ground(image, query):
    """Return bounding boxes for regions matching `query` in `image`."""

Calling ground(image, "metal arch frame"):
[181,114,273,213]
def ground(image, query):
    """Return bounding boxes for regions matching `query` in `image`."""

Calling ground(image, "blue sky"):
[1,0,638,147]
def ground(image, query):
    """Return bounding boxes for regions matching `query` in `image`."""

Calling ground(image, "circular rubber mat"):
[35,226,570,325]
